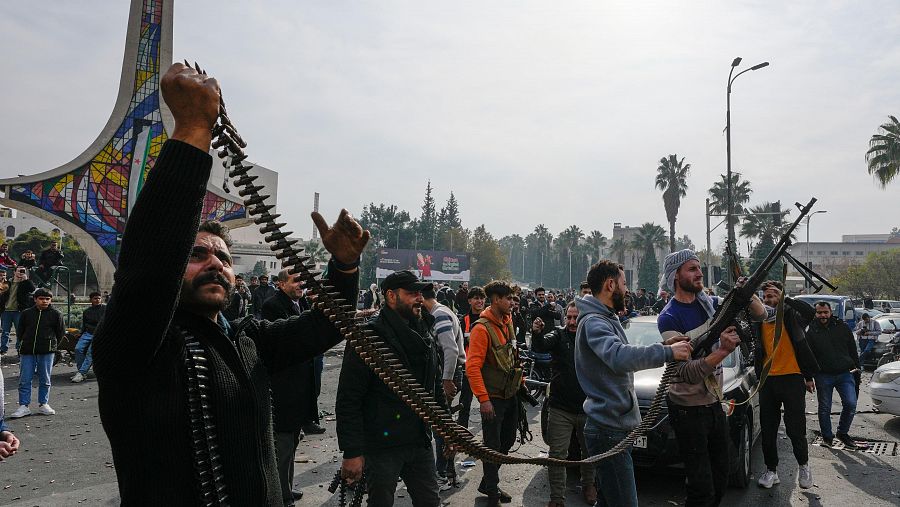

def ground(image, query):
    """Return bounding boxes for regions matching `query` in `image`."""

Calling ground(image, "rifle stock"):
[690,197,818,358]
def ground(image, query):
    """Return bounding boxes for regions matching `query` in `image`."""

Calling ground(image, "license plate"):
[633,436,647,449]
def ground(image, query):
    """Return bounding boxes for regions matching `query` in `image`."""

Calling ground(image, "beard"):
[395,299,422,321]
[179,272,234,314]
[677,275,702,294]
[611,288,626,313]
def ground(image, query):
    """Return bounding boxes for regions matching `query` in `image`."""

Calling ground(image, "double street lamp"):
[725,56,769,282]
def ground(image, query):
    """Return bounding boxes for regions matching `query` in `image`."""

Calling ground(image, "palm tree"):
[302,239,328,265]
[586,230,607,261]
[740,202,792,244]
[655,154,691,252]
[630,223,667,263]
[866,115,900,187]
[609,238,628,265]
[708,173,752,231]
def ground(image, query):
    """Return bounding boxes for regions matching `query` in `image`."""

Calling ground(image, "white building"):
[788,239,900,278]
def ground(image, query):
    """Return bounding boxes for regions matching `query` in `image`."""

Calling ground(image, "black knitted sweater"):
[93,140,357,506]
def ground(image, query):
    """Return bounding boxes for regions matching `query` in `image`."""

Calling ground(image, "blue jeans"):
[583,420,638,507]
[815,372,857,439]
[0,310,20,353]
[75,331,94,374]
[19,353,54,406]
[859,339,875,364]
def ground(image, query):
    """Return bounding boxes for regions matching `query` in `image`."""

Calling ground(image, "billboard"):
[376,248,471,281]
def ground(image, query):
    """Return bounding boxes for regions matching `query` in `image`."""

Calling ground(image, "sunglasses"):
[189,245,233,266]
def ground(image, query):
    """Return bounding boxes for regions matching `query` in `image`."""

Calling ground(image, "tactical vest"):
[474,317,522,400]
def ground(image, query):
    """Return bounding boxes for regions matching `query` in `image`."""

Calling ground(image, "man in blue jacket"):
[575,260,692,507]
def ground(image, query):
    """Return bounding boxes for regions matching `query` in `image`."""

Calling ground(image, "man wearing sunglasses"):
[92,63,369,506]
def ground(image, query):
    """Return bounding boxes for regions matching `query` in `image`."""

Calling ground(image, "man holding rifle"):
[657,249,768,507]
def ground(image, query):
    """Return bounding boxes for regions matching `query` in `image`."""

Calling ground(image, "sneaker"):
[37,404,56,416]
[71,372,84,383]
[302,422,326,435]
[757,470,780,488]
[9,405,31,418]
[437,477,452,492]
[822,436,834,447]
[836,433,859,450]
[798,464,812,489]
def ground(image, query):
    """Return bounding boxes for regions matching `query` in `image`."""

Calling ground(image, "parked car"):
[855,308,883,318]
[870,360,900,417]
[795,295,857,331]
[873,300,900,313]
[622,316,761,488]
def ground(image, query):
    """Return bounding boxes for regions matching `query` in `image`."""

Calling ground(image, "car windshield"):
[622,319,737,368]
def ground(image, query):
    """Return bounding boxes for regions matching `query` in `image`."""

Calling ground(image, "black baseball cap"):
[381,270,431,293]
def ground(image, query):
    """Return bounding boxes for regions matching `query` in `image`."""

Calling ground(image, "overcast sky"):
[2,1,898,254]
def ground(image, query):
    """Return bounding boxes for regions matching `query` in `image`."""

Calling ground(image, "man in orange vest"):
[466,280,523,506]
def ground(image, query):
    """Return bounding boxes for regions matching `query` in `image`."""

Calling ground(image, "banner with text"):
[376,248,470,281]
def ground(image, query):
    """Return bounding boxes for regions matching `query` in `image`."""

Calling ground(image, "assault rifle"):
[690,197,828,358]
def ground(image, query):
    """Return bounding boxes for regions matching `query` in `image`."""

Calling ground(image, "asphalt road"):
[2,346,899,506]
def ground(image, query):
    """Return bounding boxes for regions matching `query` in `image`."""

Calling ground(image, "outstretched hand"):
[312,209,370,268]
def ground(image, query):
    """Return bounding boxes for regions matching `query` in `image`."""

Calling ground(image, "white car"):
[870,361,900,417]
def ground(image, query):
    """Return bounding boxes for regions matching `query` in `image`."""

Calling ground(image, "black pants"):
[480,396,519,496]
[275,430,302,506]
[668,401,729,507]
[366,444,440,506]
[760,374,808,471]
[457,375,474,428]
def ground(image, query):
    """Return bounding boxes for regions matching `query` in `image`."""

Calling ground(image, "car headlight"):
[873,370,900,384]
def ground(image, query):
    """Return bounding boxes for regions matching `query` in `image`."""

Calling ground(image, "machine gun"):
[690,197,831,358]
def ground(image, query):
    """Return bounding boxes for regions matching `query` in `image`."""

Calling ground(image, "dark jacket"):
[806,316,860,374]
[81,303,106,335]
[262,289,318,432]
[531,325,586,414]
[222,290,248,320]
[92,140,358,507]
[252,284,276,315]
[511,310,527,348]
[336,305,440,459]
[752,297,820,380]
[0,279,36,312]
[455,288,470,315]
[38,248,64,268]
[17,304,65,355]
[530,302,559,329]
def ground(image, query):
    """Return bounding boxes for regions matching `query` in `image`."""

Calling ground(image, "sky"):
[1,0,899,255]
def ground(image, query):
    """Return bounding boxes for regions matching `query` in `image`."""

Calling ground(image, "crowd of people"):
[0,63,877,507]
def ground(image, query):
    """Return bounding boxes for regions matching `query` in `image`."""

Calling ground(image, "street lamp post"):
[804,210,828,291]
[726,56,769,283]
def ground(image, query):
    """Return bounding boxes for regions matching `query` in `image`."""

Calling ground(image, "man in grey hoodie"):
[575,260,692,507]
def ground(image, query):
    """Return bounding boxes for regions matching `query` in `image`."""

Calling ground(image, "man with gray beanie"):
[657,249,767,506]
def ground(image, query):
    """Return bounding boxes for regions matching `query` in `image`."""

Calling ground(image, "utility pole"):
[706,198,714,287]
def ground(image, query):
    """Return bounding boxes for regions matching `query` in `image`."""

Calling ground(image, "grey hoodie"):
[575,295,673,431]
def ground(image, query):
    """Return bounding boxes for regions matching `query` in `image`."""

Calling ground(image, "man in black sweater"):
[806,302,861,449]
[336,270,442,506]
[262,268,317,505]
[531,301,596,506]
[92,63,369,506]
